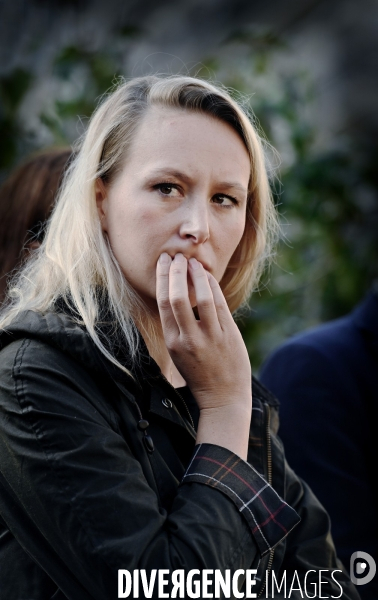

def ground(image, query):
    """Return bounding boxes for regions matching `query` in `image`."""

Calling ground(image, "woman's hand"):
[156,252,252,458]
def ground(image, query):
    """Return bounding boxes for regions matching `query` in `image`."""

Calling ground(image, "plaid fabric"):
[182,443,300,556]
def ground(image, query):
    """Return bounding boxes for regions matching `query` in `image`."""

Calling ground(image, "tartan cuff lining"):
[181,443,300,556]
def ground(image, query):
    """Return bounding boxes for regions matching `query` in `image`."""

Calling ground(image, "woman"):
[0,76,359,599]
[0,148,72,303]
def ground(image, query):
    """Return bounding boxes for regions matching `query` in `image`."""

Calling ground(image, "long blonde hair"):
[0,75,278,372]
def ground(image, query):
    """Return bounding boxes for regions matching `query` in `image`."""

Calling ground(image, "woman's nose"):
[178,199,210,244]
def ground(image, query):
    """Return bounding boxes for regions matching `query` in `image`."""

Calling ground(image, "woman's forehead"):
[123,106,251,184]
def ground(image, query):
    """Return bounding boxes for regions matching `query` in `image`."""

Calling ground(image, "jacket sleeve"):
[0,338,298,600]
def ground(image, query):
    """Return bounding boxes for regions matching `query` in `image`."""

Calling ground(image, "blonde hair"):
[0,75,278,372]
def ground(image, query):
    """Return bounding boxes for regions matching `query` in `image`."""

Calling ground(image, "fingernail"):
[174,253,185,263]
[189,257,200,270]
[159,253,171,264]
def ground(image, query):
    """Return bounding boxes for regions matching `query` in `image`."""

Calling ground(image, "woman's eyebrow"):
[146,168,248,195]
[217,181,248,196]
[146,168,193,184]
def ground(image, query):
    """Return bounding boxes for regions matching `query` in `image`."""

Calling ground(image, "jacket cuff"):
[181,443,300,556]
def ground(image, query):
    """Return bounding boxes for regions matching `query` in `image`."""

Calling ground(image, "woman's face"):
[97,106,250,310]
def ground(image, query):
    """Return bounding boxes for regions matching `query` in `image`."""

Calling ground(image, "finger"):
[169,253,196,331]
[206,271,233,330]
[156,253,179,337]
[188,258,220,332]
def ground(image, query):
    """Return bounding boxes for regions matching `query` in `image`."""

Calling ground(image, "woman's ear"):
[95,178,108,232]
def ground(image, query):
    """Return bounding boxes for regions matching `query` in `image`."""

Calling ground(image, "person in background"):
[260,284,378,600]
[0,148,72,303]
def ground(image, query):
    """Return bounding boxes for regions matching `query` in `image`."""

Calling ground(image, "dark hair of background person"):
[0,148,72,303]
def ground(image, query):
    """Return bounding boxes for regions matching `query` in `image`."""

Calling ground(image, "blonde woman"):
[0,76,359,600]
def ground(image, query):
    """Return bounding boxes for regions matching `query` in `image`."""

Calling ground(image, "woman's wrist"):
[195,401,252,461]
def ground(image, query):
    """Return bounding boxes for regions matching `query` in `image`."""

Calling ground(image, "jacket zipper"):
[258,403,275,598]
[162,375,195,431]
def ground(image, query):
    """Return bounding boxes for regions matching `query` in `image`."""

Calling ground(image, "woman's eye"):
[212,194,238,207]
[155,183,181,197]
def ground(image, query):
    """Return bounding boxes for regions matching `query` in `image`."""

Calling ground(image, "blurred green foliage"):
[1,26,377,370]
[0,68,34,168]
[207,31,378,369]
